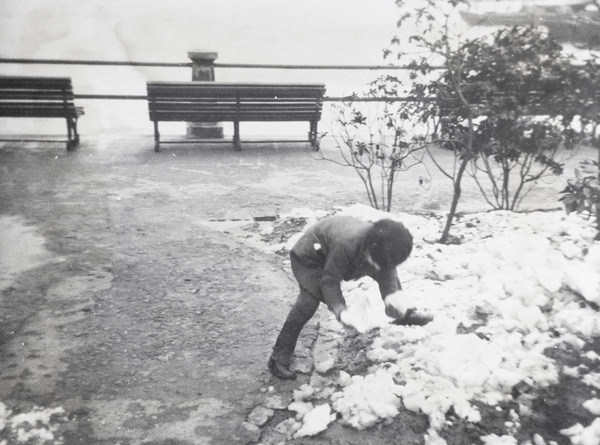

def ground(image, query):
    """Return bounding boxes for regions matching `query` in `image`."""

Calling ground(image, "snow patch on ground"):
[0,403,66,444]
[0,215,51,293]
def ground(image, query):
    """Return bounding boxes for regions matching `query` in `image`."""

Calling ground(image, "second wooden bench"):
[147,81,326,152]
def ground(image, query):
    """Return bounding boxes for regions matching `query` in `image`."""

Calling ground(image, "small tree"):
[559,55,600,239]
[316,91,425,212]
[454,27,580,210]
[385,0,483,242]
[384,1,584,241]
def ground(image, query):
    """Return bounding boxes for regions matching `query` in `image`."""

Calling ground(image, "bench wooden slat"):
[149,104,323,113]
[149,92,325,99]
[0,92,75,101]
[0,105,83,118]
[149,103,322,110]
[151,113,321,122]
[0,76,74,89]
[150,97,324,102]
[148,81,325,99]
[148,81,325,89]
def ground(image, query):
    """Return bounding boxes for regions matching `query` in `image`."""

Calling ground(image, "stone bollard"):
[187,51,224,139]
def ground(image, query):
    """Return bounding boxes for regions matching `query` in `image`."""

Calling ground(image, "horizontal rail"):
[214,63,427,70]
[74,94,148,100]
[325,96,414,102]
[0,58,192,68]
[0,58,435,70]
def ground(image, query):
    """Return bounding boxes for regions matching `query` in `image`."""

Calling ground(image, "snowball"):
[288,401,314,419]
[586,351,600,362]
[561,423,585,438]
[338,371,352,387]
[561,418,600,445]
[293,384,314,402]
[553,305,600,338]
[383,289,432,323]
[332,369,402,429]
[583,372,600,390]
[384,291,410,318]
[564,366,581,378]
[564,261,600,306]
[340,306,370,334]
[480,434,518,444]
[294,404,335,438]
[337,282,393,333]
[583,398,600,416]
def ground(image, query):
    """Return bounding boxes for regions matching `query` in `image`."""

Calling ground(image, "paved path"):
[0,138,367,444]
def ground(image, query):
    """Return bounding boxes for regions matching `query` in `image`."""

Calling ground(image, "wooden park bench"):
[0,76,84,150]
[147,81,326,152]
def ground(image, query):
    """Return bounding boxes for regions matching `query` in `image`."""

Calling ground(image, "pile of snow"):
[332,369,403,429]
[278,204,600,444]
[293,404,336,438]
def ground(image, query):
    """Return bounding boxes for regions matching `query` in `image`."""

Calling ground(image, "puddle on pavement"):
[0,215,51,292]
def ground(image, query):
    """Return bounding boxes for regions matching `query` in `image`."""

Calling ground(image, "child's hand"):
[391,307,434,326]
[384,291,433,326]
[384,303,405,320]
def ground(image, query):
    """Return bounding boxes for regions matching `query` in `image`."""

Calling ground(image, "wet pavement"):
[0,137,367,444]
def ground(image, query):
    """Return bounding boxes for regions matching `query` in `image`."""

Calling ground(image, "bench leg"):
[72,117,80,146]
[153,121,161,152]
[309,119,320,151]
[66,117,79,151]
[233,121,241,151]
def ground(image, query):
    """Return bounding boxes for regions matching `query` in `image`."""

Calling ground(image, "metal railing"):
[0,58,192,68]
[0,57,423,70]
[0,57,430,102]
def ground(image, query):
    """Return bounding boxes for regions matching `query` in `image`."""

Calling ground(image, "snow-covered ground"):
[272,204,600,445]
